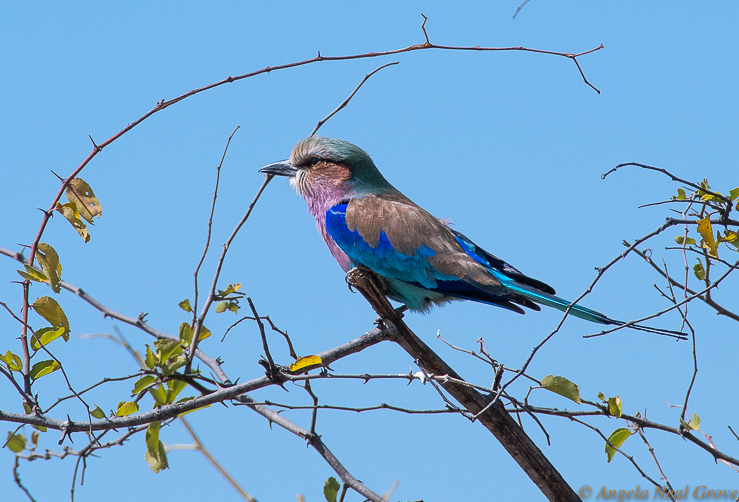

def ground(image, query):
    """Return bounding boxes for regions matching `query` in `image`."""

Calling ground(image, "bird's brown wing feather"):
[345,194,510,298]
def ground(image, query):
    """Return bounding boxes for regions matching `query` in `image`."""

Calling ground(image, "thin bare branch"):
[310,62,399,137]
[179,416,256,502]
[192,126,241,326]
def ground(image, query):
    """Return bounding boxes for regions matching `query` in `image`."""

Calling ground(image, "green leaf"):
[154,338,182,365]
[161,355,187,377]
[31,296,70,340]
[688,413,701,430]
[1,350,22,371]
[693,259,706,281]
[541,375,582,404]
[674,236,696,246]
[65,178,102,224]
[178,299,192,312]
[90,404,106,419]
[115,401,139,417]
[17,264,48,284]
[323,477,340,502]
[166,379,188,404]
[730,187,739,202]
[149,384,167,406]
[132,375,158,396]
[145,345,156,370]
[605,428,631,462]
[216,283,242,297]
[5,432,26,453]
[144,421,169,473]
[55,201,90,242]
[36,243,62,293]
[30,327,66,352]
[674,188,687,200]
[215,301,228,314]
[608,396,622,418]
[29,359,60,381]
[179,322,194,346]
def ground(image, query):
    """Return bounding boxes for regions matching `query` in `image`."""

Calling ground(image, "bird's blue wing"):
[325,203,457,289]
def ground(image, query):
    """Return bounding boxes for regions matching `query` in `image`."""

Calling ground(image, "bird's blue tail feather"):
[501,279,614,325]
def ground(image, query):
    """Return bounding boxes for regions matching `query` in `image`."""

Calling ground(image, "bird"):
[259,136,679,334]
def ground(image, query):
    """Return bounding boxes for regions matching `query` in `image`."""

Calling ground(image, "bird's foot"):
[258,358,288,388]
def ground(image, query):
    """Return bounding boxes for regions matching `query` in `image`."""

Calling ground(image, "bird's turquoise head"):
[259,137,393,199]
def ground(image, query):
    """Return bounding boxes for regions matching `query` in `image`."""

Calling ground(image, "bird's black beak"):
[259,161,298,177]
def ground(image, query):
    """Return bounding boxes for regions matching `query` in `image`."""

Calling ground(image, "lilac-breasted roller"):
[259,137,660,329]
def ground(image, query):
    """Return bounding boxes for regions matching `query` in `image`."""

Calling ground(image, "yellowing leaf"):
[697,216,718,258]
[115,401,139,417]
[730,187,739,202]
[178,299,192,312]
[289,355,323,373]
[674,188,687,200]
[597,391,606,401]
[65,178,102,224]
[174,397,212,417]
[608,396,622,418]
[29,359,60,381]
[132,375,158,396]
[215,301,228,313]
[217,283,242,297]
[32,296,70,340]
[688,413,701,430]
[17,264,48,283]
[36,243,62,293]
[197,325,211,342]
[693,259,706,281]
[605,428,631,462]
[55,201,90,242]
[723,230,737,243]
[1,350,22,371]
[90,404,106,419]
[5,432,26,453]
[541,375,582,404]
[30,327,67,352]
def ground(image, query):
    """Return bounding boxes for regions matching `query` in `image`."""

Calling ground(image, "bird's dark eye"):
[309,157,321,166]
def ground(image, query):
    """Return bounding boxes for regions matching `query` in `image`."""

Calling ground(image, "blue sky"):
[1,2,738,501]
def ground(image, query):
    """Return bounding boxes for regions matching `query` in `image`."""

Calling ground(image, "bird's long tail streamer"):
[504,280,686,339]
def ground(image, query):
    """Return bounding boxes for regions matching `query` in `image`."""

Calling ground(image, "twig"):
[186,175,273,372]
[192,126,241,326]
[13,456,37,502]
[636,428,675,496]
[512,0,531,19]
[179,416,256,502]
[629,244,739,322]
[310,62,399,137]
